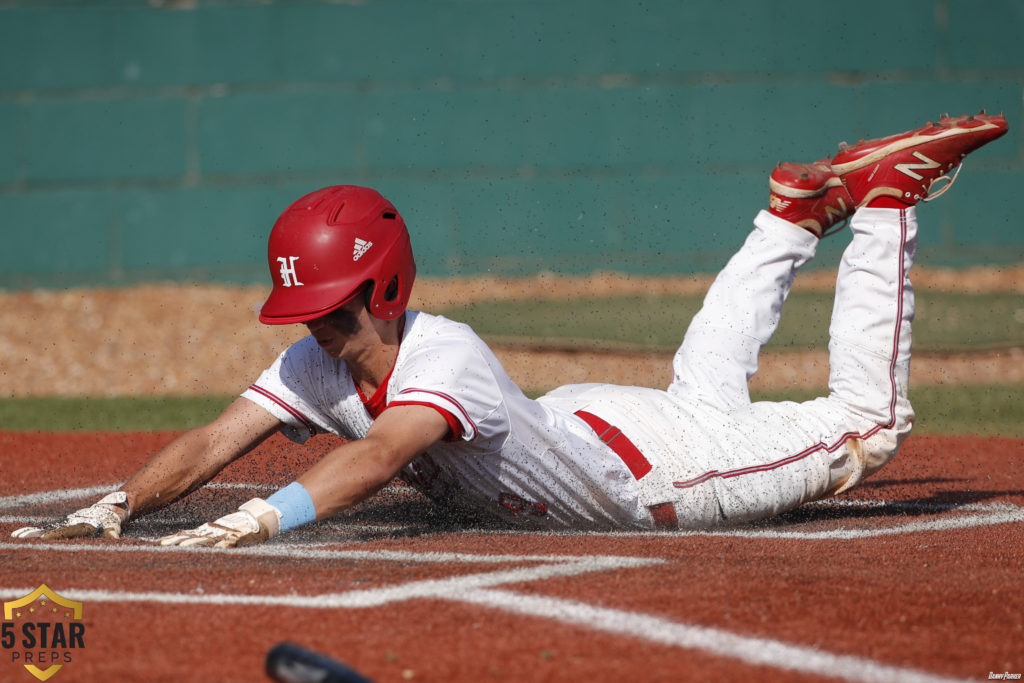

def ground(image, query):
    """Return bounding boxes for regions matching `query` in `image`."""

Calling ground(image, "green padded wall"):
[1,0,1021,287]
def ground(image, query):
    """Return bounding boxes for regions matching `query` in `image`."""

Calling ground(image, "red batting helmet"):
[259,186,416,324]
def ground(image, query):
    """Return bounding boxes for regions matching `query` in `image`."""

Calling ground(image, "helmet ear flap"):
[364,275,405,317]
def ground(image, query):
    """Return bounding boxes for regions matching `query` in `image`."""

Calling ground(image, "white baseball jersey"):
[242,311,654,529]
[243,207,917,530]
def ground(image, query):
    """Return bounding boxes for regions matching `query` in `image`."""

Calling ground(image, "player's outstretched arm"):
[121,396,282,517]
[11,397,282,541]
[158,405,450,548]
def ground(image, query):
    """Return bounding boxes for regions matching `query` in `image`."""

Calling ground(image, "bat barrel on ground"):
[266,642,375,683]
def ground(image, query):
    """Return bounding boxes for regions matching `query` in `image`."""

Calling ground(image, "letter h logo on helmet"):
[276,256,303,287]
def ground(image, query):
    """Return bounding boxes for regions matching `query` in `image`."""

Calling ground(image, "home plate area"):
[2,451,1023,683]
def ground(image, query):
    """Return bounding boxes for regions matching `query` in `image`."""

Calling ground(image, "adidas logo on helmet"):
[353,238,373,261]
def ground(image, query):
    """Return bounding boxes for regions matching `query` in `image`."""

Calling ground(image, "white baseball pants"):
[662,207,917,527]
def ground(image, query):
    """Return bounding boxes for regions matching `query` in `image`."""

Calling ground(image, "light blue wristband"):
[266,482,317,532]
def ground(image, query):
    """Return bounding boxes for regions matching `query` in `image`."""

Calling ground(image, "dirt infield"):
[2,266,1023,397]
[1,430,1023,682]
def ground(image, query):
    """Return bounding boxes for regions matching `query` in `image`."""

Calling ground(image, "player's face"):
[304,298,369,358]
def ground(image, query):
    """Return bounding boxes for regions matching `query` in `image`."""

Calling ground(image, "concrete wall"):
[1,0,1021,288]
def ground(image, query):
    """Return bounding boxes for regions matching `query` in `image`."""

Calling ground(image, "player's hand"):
[158,498,282,548]
[11,491,130,540]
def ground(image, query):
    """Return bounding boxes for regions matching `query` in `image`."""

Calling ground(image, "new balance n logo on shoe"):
[824,197,849,223]
[353,238,373,261]
[894,151,941,181]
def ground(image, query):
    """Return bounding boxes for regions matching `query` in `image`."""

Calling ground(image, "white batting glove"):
[158,498,282,549]
[11,491,129,540]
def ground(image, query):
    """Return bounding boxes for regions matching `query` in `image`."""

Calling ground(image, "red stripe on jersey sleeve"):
[396,388,476,435]
[387,400,465,442]
[247,384,316,437]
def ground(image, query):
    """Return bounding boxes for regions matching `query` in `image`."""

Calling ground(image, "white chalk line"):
[0,484,117,509]
[0,515,204,526]
[425,501,1024,539]
[522,504,1024,540]
[5,482,1022,541]
[0,560,656,609]
[0,482,271,509]
[8,512,1020,541]
[0,540,658,567]
[13,507,1019,541]
[1,503,993,683]
[704,506,1024,539]
[0,555,968,683]
[0,549,658,617]
[458,589,970,683]
[807,498,1021,511]
[3,482,1014,681]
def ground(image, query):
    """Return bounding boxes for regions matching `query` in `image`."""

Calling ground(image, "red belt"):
[574,410,678,530]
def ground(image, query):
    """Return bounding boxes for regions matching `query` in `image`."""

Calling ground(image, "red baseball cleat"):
[831,111,1008,208]
[769,159,854,237]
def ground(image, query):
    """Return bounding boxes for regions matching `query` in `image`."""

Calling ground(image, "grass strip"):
[0,396,234,432]
[749,384,1024,437]
[438,291,1024,353]
[1,385,1021,437]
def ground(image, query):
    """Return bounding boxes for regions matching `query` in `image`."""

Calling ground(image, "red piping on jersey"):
[674,211,907,491]
[389,399,465,441]
[355,363,396,419]
[397,388,477,436]
[357,315,406,420]
[247,384,317,437]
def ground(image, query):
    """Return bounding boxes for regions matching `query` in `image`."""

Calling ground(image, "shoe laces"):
[922,163,964,203]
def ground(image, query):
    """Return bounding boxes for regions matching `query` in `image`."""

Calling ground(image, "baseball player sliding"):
[13,112,1008,545]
